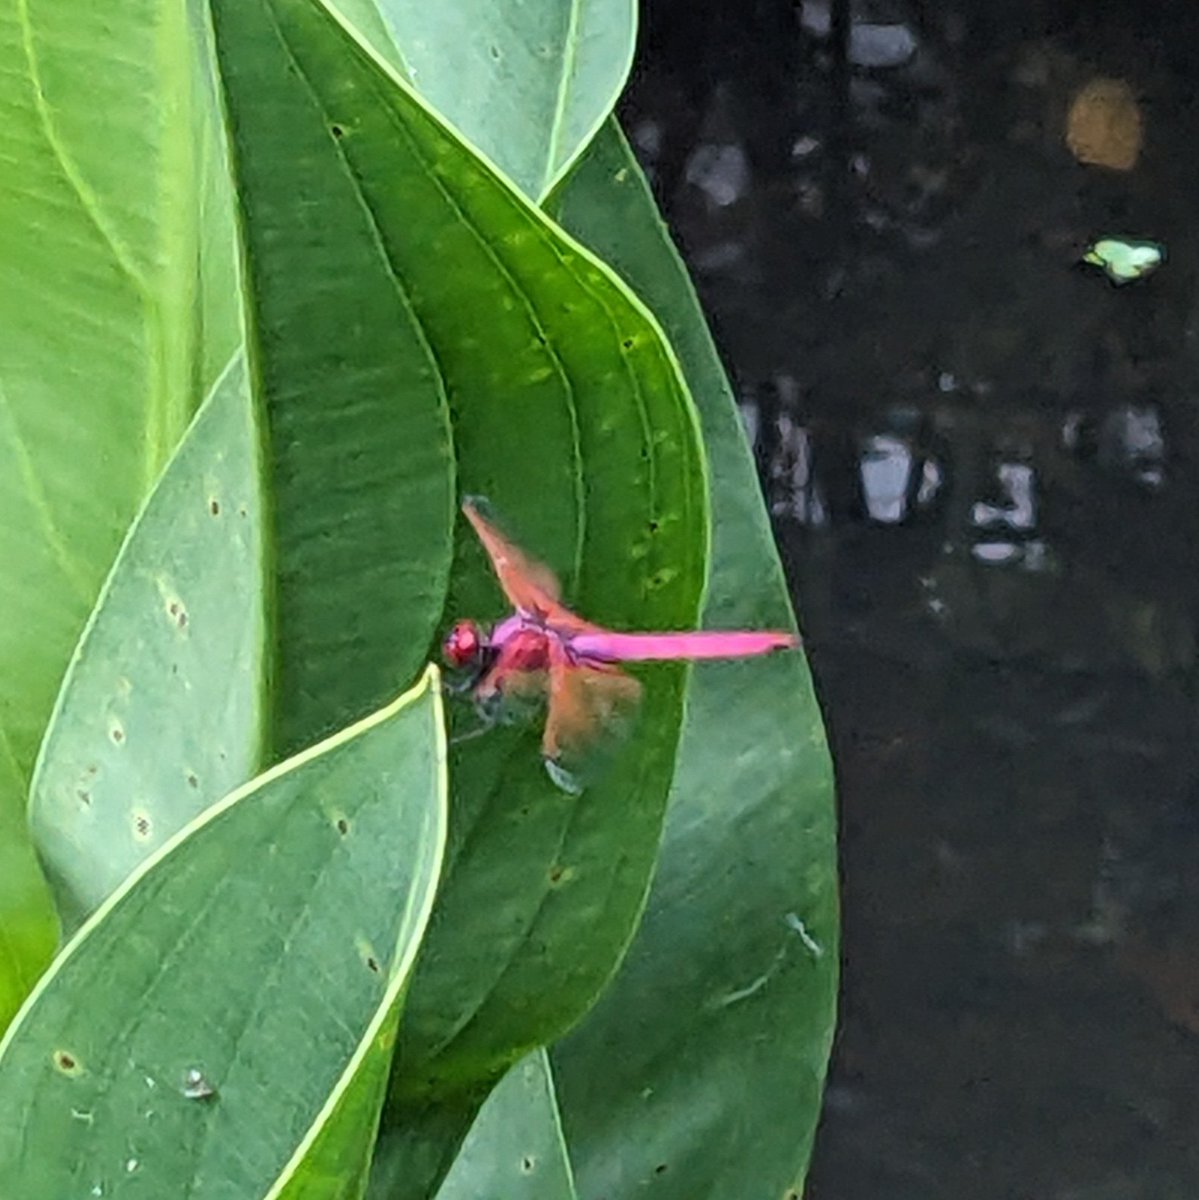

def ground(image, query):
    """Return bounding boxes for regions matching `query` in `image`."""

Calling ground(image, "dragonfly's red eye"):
[444,621,483,668]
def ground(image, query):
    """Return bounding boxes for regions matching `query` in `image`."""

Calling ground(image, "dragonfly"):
[443,498,798,789]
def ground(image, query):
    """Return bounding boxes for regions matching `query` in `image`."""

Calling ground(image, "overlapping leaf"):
[340,0,637,199]
[0,671,446,1198]
[29,356,264,932]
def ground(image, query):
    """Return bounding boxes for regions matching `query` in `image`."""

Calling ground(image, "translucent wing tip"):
[545,758,586,795]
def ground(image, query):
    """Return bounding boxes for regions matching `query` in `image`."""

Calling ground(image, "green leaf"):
[0,669,447,1198]
[0,0,239,1022]
[204,0,706,1187]
[29,355,264,933]
[435,1050,577,1200]
[545,122,839,1199]
[208,0,457,760]
[344,0,637,200]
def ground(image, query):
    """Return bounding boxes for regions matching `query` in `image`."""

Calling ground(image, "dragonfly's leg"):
[448,719,495,746]
[442,672,477,697]
[448,701,498,746]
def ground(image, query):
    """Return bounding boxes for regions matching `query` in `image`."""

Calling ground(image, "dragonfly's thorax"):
[499,626,554,671]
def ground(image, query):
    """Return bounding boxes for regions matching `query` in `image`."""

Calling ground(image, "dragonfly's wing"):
[462,499,594,633]
[542,648,642,785]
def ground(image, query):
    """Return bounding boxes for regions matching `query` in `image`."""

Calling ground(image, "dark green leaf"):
[204,2,706,1189]
[546,121,839,1200]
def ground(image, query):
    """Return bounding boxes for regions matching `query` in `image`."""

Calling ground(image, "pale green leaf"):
[0,0,240,1021]
[342,0,637,199]
[29,355,264,932]
[0,670,446,1199]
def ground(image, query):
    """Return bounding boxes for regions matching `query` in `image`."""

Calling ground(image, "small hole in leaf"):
[77,789,91,806]
[783,1191,801,1200]
[54,1050,82,1075]
[330,122,345,138]
[209,498,220,516]
[366,956,380,973]
[654,1163,669,1175]
[336,817,349,835]
[648,519,659,533]
[239,505,248,517]
[186,772,199,789]
[622,338,634,350]
[110,722,124,745]
[548,865,564,884]
[520,1155,536,1174]
[488,44,501,60]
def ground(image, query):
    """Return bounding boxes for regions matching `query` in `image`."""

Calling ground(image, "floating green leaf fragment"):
[1082,236,1165,284]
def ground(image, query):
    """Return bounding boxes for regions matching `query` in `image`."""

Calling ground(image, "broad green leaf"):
[346,0,637,200]
[29,355,264,933]
[546,122,839,1199]
[435,1050,577,1200]
[0,669,446,1198]
[205,1,706,1190]
[0,0,239,1021]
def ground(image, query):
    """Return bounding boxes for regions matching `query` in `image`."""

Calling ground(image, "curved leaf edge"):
[25,351,256,873]
[1,663,446,1064]
[265,667,449,1197]
[537,0,639,204]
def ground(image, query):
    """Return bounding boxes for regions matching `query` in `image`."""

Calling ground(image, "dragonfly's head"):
[443,620,486,670]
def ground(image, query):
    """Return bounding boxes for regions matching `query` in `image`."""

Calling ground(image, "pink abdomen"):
[570,629,798,662]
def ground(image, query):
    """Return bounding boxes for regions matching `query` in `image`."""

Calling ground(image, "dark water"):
[625,2,1199,1196]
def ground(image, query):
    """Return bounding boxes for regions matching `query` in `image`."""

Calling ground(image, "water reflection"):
[627,0,1199,1193]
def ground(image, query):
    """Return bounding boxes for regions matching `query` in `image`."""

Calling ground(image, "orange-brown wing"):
[462,499,594,634]
[542,646,642,777]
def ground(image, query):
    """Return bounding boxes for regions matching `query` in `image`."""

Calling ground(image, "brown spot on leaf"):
[54,1050,81,1075]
